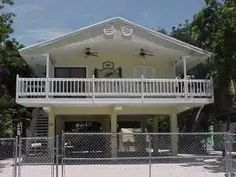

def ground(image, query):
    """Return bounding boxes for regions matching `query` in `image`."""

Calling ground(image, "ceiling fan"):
[139,48,154,58]
[84,47,99,57]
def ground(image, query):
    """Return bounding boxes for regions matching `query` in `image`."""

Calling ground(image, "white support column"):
[43,107,55,137]
[45,53,51,98]
[43,107,55,158]
[111,110,118,157]
[183,56,188,98]
[141,75,144,101]
[183,56,187,80]
[46,53,50,78]
[92,74,95,102]
[170,112,178,155]
[48,113,55,137]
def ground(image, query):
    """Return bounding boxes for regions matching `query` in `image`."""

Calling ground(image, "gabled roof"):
[19,17,210,56]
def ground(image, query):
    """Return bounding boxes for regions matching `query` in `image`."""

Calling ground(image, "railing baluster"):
[197,81,200,94]
[184,79,188,98]
[163,80,165,94]
[202,82,205,95]
[166,81,169,95]
[62,80,64,94]
[25,80,28,94]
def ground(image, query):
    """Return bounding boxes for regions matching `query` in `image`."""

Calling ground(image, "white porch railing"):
[16,76,213,101]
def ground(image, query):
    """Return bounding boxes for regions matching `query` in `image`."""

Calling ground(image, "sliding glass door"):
[54,67,87,97]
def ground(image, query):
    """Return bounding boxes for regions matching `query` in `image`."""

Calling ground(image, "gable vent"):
[103,24,115,36]
[121,26,133,36]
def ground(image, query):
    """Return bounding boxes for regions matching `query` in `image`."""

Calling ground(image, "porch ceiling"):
[24,38,207,75]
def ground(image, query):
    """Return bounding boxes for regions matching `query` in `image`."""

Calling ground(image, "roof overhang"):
[19,17,211,73]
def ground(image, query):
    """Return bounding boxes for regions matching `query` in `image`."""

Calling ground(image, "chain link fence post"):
[18,136,22,177]
[14,136,18,177]
[52,137,55,177]
[55,135,59,177]
[224,133,233,177]
[148,133,152,177]
[228,134,233,177]
[61,132,65,177]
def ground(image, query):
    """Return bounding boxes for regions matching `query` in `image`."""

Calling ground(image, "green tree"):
[0,0,32,137]
[172,0,236,131]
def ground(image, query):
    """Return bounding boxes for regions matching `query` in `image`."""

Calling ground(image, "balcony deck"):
[16,77,214,107]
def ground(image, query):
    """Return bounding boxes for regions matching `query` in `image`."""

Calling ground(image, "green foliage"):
[171,20,197,46]
[156,28,168,35]
[0,0,13,9]
[192,0,236,113]
[0,93,14,137]
[0,0,32,137]
[172,0,236,130]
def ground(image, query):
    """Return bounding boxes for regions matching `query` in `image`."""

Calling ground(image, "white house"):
[16,17,213,153]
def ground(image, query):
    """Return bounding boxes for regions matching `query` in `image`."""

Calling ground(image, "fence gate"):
[61,133,150,177]
[18,137,55,177]
[225,134,236,177]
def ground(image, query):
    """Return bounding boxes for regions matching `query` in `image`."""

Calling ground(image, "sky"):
[6,0,206,46]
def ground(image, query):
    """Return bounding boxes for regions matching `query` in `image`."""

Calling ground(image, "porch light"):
[114,106,123,111]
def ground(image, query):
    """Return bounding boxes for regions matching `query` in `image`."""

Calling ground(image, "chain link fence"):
[0,138,17,177]
[18,137,55,177]
[0,133,235,177]
[61,133,234,177]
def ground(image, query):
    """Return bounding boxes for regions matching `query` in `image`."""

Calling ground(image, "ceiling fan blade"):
[139,53,145,58]
[146,53,154,56]
[91,53,99,57]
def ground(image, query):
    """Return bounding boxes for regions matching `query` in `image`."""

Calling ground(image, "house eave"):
[19,17,211,57]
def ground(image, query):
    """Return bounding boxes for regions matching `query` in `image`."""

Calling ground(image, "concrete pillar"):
[183,56,187,80]
[111,111,117,157]
[43,107,55,160]
[48,113,55,137]
[170,112,178,155]
[43,107,55,137]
